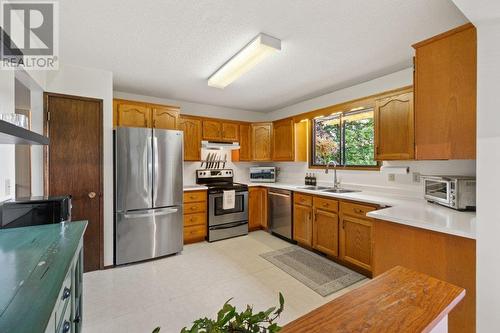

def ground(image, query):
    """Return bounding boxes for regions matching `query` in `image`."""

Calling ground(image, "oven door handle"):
[209,221,248,230]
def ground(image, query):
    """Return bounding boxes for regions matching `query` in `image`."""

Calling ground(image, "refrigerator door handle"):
[152,135,159,203]
[123,207,179,219]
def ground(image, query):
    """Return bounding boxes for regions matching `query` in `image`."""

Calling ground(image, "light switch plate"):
[412,172,421,183]
[4,179,11,196]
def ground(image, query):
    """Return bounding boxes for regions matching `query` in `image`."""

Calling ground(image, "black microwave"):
[0,196,72,229]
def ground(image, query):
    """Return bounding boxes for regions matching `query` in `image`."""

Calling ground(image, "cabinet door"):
[222,122,239,141]
[238,124,251,161]
[153,106,179,130]
[249,187,267,230]
[293,204,312,246]
[251,123,273,161]
[178,117,202,161]
[272,118,294,161]
[116,102,151,128]
[413,24,476,160]
[339,215,373,271]
[375,92,414,160]
[313,208,339,257]
[202,120,222,140]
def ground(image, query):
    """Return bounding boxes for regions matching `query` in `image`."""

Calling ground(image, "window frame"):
[309,107,381,171]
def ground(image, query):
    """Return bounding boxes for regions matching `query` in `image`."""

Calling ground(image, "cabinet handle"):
[354,208,364,215]
[62,287,71,300]
[62,321,71,333]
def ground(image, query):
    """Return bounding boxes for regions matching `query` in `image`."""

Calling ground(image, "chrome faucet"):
[325,160,340,189]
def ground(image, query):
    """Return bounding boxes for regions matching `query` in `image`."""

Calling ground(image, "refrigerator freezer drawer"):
[115,206,183,265]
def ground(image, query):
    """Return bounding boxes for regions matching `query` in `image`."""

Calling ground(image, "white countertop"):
[183,185,208,191]
[244,182,476,240]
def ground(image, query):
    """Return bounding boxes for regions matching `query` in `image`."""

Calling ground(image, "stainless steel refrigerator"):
[114,127,183,265]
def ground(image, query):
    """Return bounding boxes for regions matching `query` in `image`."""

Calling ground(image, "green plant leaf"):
[152,327,161,333]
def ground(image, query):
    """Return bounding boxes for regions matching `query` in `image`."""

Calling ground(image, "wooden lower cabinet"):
[339,202,375,272]
[293,202,313,246]
[312,208,339,257]
[339,215,373,272]
[183,190,207,244]
[249,187,268,231]
[373,219,476,333]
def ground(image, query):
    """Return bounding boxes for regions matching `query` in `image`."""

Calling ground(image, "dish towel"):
[223,190,236,210]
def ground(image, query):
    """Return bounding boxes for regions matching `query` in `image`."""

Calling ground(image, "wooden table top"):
[281,266,465,333]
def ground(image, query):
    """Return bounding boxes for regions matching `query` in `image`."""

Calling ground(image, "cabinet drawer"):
[340,202,376,219]
[184,224,207,243]
[55,269,72,329]
[294,193,313,207]
[183,190,207,203]
[184,202,207,214]
[184,212,206,227]
[313,196,339,212]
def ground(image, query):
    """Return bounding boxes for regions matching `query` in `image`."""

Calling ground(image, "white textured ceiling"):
[59,0,467,112]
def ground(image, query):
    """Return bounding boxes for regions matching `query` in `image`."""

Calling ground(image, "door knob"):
[88,192,96,199]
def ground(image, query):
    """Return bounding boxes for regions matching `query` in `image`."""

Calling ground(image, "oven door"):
[424,178,451,205]
[209,191,248,226]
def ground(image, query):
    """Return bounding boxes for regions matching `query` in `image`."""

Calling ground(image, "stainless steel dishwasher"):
[268,189,293,241]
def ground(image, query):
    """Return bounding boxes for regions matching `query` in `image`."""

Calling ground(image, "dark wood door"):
[45,93,103,272]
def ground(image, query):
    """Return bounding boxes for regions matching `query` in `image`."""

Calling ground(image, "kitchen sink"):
[321,188,361,194]
[296,186,329,190]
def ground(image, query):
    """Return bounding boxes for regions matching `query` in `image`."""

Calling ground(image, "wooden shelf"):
[0,120,49,145]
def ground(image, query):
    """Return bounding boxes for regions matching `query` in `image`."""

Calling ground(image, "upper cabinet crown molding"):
[413,23,476,160]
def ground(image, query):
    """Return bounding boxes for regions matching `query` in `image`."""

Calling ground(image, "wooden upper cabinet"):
[272,118,295,161]
[374,91,414,160]
[152,106,179,130]
[413,23,476,160]
[294,203,313,246]
[251,123,273,161]
[115,101,151,128]
[178,116,202,161]
[203,120,239,141]
[202,120,222,141]
[222,122,239,141]
[238,123,251,161]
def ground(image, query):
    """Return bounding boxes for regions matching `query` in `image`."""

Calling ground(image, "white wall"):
[267,68,414,121]
[0,70,16,201]
[113,91,267,122]
[45,64,114,266]
[451,1,500,331]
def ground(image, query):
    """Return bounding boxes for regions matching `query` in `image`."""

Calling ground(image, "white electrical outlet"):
[388,174,395,182]
[412,172,421,183]
[4,179,11,196]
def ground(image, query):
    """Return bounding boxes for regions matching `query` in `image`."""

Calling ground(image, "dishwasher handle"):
[268,191,292,198]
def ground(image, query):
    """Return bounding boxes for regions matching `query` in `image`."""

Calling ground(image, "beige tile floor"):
[83,231,367,333]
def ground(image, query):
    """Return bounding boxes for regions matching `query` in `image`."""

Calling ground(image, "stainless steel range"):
[196,169,248,242]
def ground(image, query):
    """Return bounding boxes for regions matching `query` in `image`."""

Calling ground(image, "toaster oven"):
[422,176,476,211]
[249,167,276,183]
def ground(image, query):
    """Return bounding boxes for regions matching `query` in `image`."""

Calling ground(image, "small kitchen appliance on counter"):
[0,195,72,229]
[422,175,476,211]
[196,169,249,242]
[250,166,276,183]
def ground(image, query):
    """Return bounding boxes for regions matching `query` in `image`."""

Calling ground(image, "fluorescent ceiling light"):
[208,33,281,89]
